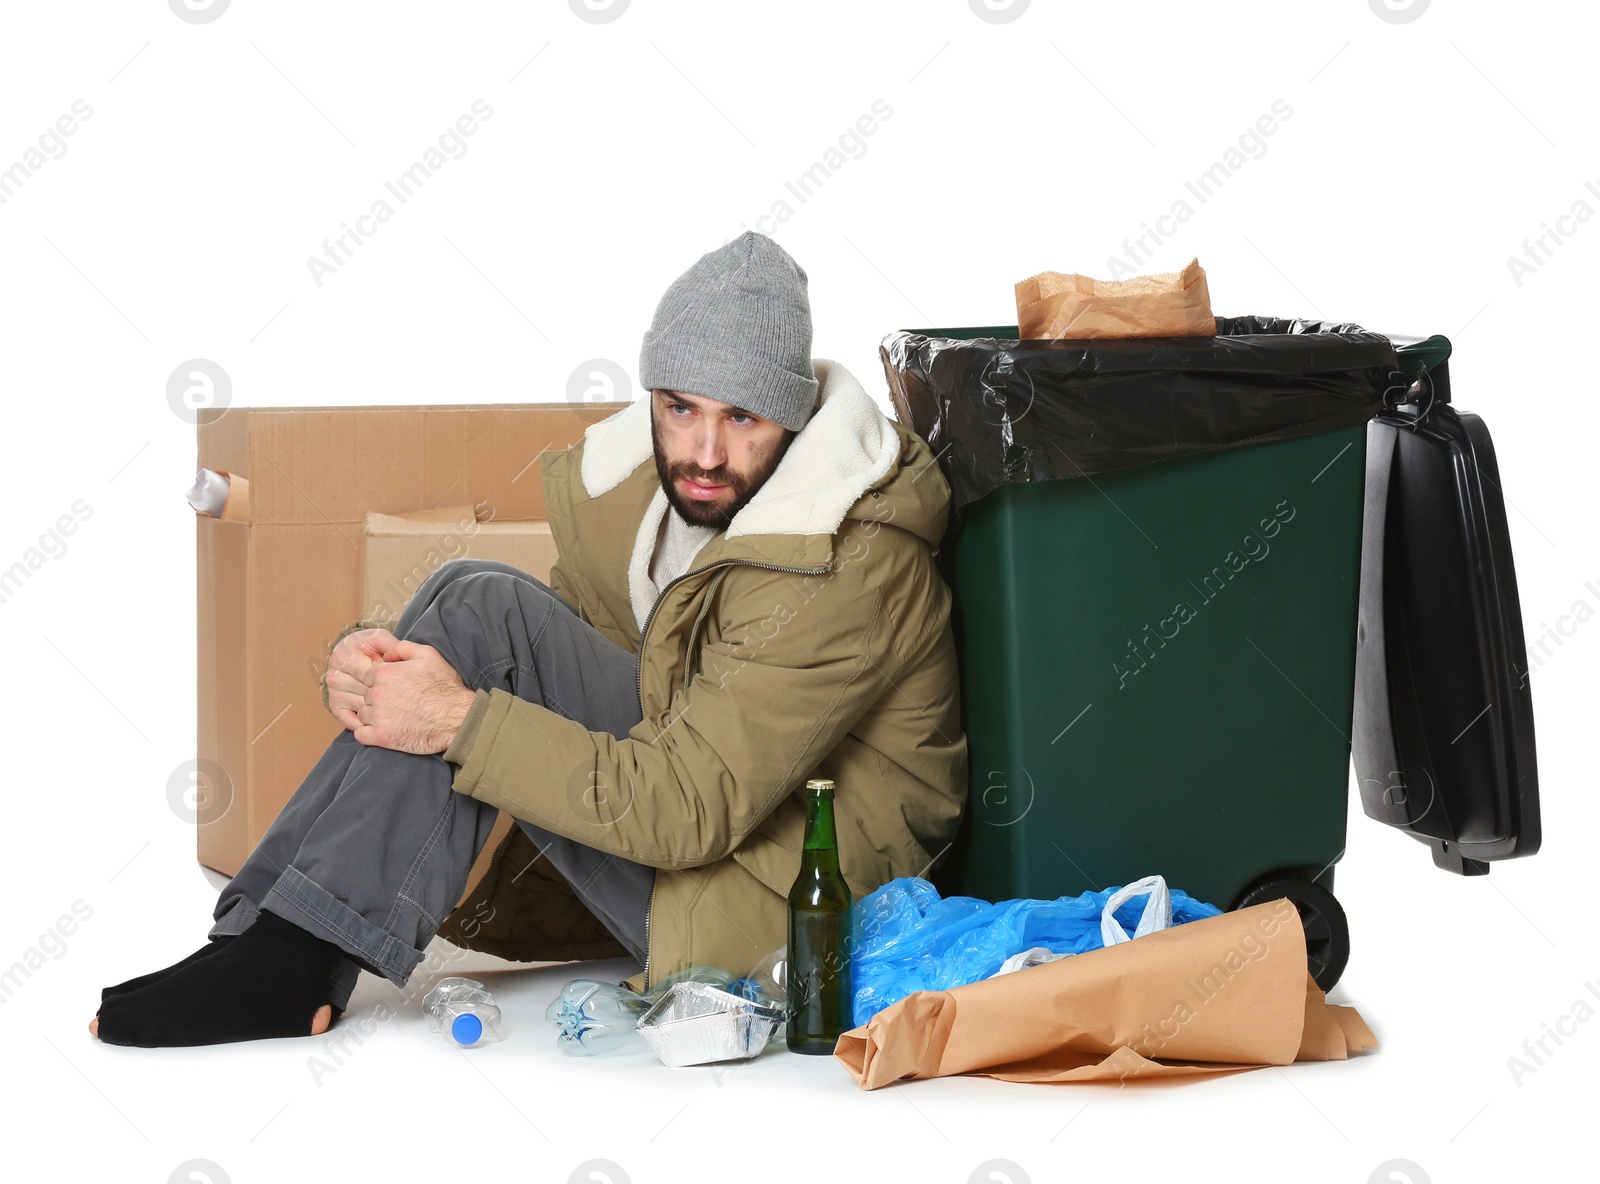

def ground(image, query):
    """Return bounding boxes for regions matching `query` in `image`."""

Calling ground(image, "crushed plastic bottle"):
[545,979,653,1054]
[424,976,504,1047]
[545,964,783,1056]
[729,946,789,1048]
[648,964,739,999]
[729,945,787,1008]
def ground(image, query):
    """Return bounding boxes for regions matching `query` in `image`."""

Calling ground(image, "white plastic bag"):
[993,875,1175,975]
[1099,874,1173,946]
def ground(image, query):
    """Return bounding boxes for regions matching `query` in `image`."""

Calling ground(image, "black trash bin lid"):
[1351,342,1540,876]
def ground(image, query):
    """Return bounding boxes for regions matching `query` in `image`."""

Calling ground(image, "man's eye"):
[668,403,690,416]
[730,414,752,425]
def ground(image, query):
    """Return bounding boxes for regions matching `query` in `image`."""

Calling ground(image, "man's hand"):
[324,627,396,732]
[354,636,477,755]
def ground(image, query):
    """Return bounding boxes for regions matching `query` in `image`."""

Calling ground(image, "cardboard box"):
[362,504,561,624]
[195,402,623,876]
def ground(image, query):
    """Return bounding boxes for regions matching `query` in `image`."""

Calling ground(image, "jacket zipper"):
[632,554,829,992]
[639,875,656,992]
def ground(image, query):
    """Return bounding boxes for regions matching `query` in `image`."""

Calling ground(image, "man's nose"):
[692,426,727,472]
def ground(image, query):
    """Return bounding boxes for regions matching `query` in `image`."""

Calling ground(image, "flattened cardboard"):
[362,504,560,624]
[194,402,623,875]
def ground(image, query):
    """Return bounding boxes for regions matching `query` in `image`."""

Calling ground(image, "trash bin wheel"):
[1232,874,1350,992]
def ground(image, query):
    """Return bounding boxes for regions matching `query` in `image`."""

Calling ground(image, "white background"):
[1,1,1595,1182]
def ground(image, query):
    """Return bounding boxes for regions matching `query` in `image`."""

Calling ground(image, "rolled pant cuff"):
[209,899,260,938]
[263,866,423,989]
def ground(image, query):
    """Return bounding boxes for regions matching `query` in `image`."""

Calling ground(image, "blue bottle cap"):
[451,1012,484,1046]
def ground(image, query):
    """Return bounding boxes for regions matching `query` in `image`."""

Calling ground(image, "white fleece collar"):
[578,357,900,540]
[627,485,670,632]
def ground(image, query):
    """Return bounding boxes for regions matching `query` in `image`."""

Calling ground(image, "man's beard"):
[652,412,795,529]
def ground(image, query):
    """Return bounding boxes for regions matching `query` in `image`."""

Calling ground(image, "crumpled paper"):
[1014,256,1216,339]
[833,899,1375,1088]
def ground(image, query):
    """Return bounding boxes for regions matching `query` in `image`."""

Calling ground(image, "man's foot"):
[99,936,237,1004]
[91,910,346,1047]
[87,1004,332,1040]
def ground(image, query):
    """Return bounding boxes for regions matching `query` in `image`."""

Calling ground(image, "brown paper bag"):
[1015,256,1216,340]
[833,900,1375,1089]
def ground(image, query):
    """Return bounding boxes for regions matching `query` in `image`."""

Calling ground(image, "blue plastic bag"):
[848,876,1222,1028]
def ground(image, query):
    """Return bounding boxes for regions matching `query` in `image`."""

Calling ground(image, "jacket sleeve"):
[445,557,905,869]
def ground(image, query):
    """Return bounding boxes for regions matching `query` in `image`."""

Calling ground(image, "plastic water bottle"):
[546,979,653,1054]
[730,945,787,1008]
[545,966,771,1055]
[424,976,504,1047]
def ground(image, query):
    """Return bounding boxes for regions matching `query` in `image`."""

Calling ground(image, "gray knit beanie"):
[639,230,818,432]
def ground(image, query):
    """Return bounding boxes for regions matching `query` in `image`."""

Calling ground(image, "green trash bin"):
[881,317,1421,989]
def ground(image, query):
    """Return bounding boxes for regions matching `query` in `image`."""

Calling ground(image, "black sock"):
[95,910,345,1048]
[100,935,237,1005]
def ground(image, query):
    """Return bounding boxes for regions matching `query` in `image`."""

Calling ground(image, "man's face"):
[651,388,794,528]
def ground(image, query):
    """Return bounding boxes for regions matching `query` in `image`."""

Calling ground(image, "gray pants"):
[211,558,656,1010]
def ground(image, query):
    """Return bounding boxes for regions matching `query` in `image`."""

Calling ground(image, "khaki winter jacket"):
[435,358,967,992]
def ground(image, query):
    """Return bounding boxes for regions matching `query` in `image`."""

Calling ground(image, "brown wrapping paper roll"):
[1014,256,1216,340]
[217,470,250,521]
[833,899,1376,1089]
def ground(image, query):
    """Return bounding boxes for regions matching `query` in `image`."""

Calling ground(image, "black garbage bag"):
[880,316,1408,515]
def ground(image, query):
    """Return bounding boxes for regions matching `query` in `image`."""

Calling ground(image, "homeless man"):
[92,230,968,1047]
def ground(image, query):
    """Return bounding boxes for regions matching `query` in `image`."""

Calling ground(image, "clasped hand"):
[323,627,475,755]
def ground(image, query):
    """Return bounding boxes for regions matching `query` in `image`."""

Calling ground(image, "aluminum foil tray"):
[634,982,786,1067]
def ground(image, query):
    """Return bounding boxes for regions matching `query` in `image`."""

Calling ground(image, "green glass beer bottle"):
[786,778,854,1054]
